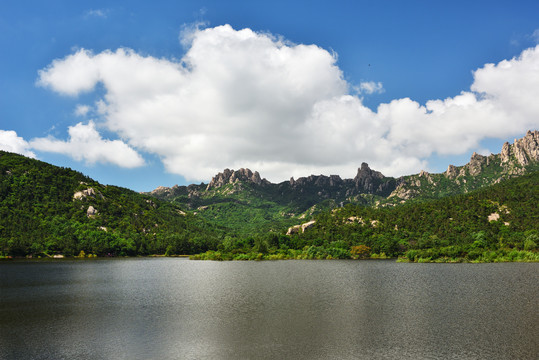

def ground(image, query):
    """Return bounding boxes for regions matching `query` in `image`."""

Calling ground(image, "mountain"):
[383,130,539,205]
[282,170,539,262]
[0,151,224,257]
[148,162,397,236]
[1,130,537,259]
[149,130,539,235]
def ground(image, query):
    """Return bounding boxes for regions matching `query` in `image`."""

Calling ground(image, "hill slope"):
[150,130,539,235]
[192,171,539,261]
[0,151,224,257]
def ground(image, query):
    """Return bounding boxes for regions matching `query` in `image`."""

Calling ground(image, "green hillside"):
[1,132,538,262]
[152,131,539,238]
[0,151,224,257]
[193,171,539,262]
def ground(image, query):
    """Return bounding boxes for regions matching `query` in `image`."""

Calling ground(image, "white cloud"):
[36,25,539,182]
[74,104,90,116]
[29,121,145,168]
[84,9,109,19]
[0,130,36,158]
[359,81,384,94]
[532,29,539,44]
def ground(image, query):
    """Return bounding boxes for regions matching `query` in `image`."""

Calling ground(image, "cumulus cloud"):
[0,130,36,158]
[74,104,90,116]
[36,25,539,181]
[358,81,384,94]
[29,121,145,168]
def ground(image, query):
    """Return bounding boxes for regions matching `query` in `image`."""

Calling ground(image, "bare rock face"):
[206,168,264,190]
[289,177,295,186]
[287,221,316,235]
[150,185,173,197]
[418,170,435,184]
[501,142,511,163]
[286,225,301,235]
[466,152,486,176]
[301,220,316,232]
[488,212,500,222]
[73,188,96,200]
[445,165,458,179]
[354,162,384,192]
[388,183,418,200]
[87,206,98,217]
[501,130,539,165]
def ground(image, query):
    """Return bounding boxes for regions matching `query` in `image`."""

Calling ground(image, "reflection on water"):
[1,259,537,359]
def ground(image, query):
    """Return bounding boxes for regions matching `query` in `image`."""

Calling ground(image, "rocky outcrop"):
[488,213,500,222]
[87,206,98,217]
[147,130,538,211]
[287,220,316,235]
[286,225,301,235]
[354,162,383,192]
[206,168,265,190]
[466,152,486,176]
[501,130,539,165]
[301,220,316,232]
[445,165,458,179]
[74,188,96,200]
[501,142,511,163]
[150,185,175,197]
[388,183,419,201]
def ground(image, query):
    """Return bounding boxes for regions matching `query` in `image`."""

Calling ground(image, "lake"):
[0,258,537,359]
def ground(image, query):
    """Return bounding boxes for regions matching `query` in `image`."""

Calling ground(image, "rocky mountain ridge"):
[385,130,539,204]
[149,130,539,216]
[150,161,396,206]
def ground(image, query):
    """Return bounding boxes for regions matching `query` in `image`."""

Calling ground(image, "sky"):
[1,0,539,192]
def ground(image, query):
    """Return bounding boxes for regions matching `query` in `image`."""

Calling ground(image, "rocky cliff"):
[206,168,267,190]
[385,130,539,204]
[501,130,539,166]
[149,130,538,211]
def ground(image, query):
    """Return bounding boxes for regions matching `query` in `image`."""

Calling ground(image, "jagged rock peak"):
[329,175,343,186]
[150,184,181,197]
[353,163,386,193]
[206,168,263,190]
[419,170,429,177]
[445,165,458,179]
[354,163,384,181]
[467,152,487,176]
[151,185,171,196]
[501,130,539,165]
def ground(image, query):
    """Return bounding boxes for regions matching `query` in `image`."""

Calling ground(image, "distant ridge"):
[150,130,539,204]
[148,130,538,234]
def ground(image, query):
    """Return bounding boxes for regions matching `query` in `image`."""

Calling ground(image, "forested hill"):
[0,151,224,257]
[149,130,539,236]
[1,130,538,261]
[296,170,539,256]
[192,170,539,262]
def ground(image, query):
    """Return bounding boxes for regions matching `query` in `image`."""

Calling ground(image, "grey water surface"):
[1,258,537,359]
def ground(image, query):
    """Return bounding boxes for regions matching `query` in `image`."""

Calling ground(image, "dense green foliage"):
[1,150,538,262]
[171,182,304,236]
[0,152,224,257]
[192,171,539,262]
[156,177,390,238]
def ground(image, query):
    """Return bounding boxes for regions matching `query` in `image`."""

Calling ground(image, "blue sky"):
[1,0,539,191]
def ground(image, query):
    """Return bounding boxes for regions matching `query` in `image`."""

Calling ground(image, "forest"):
[0,151,224,257]
[192,171,539,262]
[1,150,538,262]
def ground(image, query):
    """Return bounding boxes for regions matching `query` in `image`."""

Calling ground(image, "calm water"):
[0,259,537,360]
